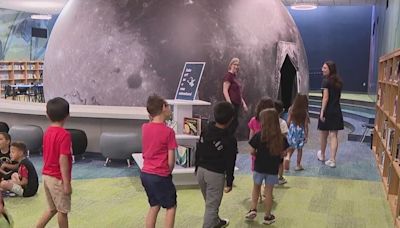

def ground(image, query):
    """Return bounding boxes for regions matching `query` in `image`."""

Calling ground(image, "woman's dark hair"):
[255,97,274,121]
[324,60,343,90]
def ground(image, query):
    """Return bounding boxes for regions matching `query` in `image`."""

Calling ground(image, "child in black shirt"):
[196,101,237,228]
[0,133,18,180]
[245,109,289,225]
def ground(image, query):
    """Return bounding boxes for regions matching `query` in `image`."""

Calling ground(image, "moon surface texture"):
[44,0,308,137]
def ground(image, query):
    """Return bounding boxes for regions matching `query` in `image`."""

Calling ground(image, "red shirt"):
[142,122,177,177]
[223,72,242,105]
[18,164,28,179]
[42,126,72,180]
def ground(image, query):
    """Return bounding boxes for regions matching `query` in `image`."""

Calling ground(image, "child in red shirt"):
[141,94,178,228]
[37,97,72,228]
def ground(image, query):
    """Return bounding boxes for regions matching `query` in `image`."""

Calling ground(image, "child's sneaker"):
[245,209,257,220]
[263,214,276,225]
[294,165,304,171]
[317,150,325,162]
[215,218,229,227]
[325,160,336,168]
[278,176,287,185]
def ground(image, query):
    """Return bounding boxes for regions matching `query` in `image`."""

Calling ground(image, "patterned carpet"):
[5,176,391,228]
[3,119,393,227]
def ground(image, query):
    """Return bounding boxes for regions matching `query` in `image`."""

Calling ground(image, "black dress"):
[317,77,344,131]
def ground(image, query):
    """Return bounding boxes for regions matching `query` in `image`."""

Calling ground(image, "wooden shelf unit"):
[0,61,44,94]
[373,48,400,227]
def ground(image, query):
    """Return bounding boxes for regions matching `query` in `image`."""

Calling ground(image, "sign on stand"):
[174,62,205,100]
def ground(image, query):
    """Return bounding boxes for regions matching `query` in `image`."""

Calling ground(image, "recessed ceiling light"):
[31,14,52,20]
[291,3,318,10]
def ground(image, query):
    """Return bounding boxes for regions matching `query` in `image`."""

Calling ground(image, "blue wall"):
[289,6,372,92]
[368,0,400,97]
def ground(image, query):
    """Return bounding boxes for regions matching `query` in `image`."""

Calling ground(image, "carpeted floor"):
[6,175,391,228]
[3,119,393,227]
[309,91,375,103]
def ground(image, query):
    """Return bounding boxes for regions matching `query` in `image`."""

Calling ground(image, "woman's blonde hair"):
[228,57,240,71]
[260,108,284,156]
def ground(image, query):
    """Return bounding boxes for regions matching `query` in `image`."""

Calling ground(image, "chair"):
[15,86,28,101]
[9,125,43,155]
[27,85,39,102]
[4,85,14,100]
[100,132,141,167]
[36,85,44,103]
[360,123,374,144]
[66,129,88,163]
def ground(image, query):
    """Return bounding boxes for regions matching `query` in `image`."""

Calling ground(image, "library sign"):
[175,62,205,100]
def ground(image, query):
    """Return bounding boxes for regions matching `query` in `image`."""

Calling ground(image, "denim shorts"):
[253,171,278,186]
[140,172,177,209]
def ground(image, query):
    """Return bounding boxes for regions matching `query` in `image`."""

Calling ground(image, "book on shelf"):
[377,88,381,106]
[382,120,388,140]
[395,60,400,83]
[0,73,8,80]
[175,145,195,168]
[386,64,392,81]
[394,95,398,118]
[381,149,386,167]
[388,164,393,187]
[386,128,395,155]
[0,64,8,70]
[396,142,400,161]
[193,114,209,133]
[183,117,201,136]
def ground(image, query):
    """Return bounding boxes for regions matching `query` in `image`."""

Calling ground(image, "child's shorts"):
[253,171,278,186]
[43,175,71,213]
[140,172,177,209]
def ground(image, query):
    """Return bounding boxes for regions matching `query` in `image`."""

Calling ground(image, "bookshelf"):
[0,61,44,95]
[373,48,400,227]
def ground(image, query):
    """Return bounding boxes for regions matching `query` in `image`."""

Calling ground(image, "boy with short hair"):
[37,97,72,228]
[195,101,238,228]
[141,94,177,228]
[0,141,38,197]
[274,100,288,185]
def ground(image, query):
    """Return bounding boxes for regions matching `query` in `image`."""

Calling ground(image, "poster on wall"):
[175,62,205,100]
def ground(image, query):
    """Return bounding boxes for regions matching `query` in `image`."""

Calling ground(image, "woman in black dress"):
[317,61,344,168]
